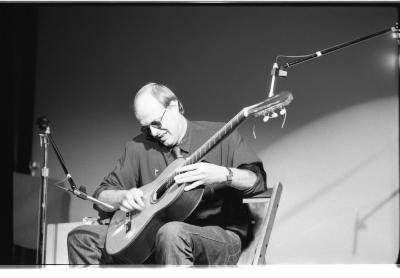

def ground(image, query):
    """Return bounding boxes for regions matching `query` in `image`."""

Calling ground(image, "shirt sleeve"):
[92,141,140,217]
[237,162,267,197]
[228,130,268,197]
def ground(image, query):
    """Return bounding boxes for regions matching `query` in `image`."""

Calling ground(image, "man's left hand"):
[174,162,228,191]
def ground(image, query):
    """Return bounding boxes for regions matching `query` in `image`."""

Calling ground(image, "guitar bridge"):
[125,212,132,233]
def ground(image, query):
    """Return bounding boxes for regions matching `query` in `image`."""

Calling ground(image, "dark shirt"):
[93,120,267,244]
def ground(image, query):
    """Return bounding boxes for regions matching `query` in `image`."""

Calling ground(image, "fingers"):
[184,180,204,191]
[174,163,202,184]
[131,188,145,208]
[176,164,198,173]
[119,207,129,213]
[119,189,145,212]
[120,198,135,211]
[175,172,204,184]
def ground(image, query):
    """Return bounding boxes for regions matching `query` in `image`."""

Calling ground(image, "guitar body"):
[105,157,204,263]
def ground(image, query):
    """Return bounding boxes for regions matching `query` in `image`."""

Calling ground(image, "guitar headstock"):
[244,91,293,122]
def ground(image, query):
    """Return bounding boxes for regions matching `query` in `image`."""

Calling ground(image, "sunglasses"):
[140,108,167,135]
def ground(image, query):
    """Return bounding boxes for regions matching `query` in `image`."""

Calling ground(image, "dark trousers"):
[67,221,241,265]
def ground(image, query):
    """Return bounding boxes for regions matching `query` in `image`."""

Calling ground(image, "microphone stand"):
[36,117,114,265]
[36,127,49,266]
[266,23,399,98]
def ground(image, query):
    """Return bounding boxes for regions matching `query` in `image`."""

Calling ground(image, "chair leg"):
[252,182,283,265]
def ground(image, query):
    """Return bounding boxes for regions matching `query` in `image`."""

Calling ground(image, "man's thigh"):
[156,221,242,265]
[187,224,242,265]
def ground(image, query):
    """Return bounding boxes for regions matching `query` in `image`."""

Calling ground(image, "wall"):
[31,5,398,263]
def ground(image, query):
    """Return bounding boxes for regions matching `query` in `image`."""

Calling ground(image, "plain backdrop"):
[24,5,399,263]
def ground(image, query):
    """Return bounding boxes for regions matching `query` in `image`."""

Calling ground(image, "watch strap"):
[226,167,233,185]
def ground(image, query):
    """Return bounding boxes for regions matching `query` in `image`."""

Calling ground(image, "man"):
[67,82,267,265]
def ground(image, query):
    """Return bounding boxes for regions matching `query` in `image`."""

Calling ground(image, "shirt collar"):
[178,119,192,153]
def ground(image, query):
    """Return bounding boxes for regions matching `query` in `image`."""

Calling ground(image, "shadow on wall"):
[259,96,399,263]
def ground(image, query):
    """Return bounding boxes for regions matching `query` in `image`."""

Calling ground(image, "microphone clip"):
[271,62,288,78]
[268,62,287,97]
[391,22,399,44]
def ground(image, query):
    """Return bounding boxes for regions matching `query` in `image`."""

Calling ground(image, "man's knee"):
[67,227,85,248]
[155,221,189,249]
[66,225,109,264]
[67,225,104,249]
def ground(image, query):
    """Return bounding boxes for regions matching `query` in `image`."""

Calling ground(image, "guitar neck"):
[183,109,248,166]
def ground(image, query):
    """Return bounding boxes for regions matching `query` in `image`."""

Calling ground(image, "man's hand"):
[116,188,145,212]
[174,162,228,191]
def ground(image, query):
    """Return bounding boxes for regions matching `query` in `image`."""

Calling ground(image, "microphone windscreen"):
[37,116,49,130]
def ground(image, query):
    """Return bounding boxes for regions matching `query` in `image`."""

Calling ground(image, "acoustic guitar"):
[105,91,293,263]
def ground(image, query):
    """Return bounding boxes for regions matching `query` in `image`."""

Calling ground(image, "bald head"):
[132,82,187,147]
[132,82,184,117]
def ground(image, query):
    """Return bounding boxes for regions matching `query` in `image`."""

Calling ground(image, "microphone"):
[37,116,50,131]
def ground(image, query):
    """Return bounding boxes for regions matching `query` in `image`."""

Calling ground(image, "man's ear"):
[168,99,179,111]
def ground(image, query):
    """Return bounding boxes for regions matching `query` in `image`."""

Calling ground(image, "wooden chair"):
[237,182,283,265]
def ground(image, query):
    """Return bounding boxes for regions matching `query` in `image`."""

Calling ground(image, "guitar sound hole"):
[152,183,169,203]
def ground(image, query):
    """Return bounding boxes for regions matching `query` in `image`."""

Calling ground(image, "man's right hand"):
[98,188,145,212]
[118,188,146,212]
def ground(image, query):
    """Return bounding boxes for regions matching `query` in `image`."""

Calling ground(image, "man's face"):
[134,93,181,147]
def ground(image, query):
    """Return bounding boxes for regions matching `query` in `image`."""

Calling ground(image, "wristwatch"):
[225,167,233,185]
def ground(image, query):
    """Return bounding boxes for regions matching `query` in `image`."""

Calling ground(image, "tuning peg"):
[281,108,288,128]
[270,112,278,118]
[263,114,270,122]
